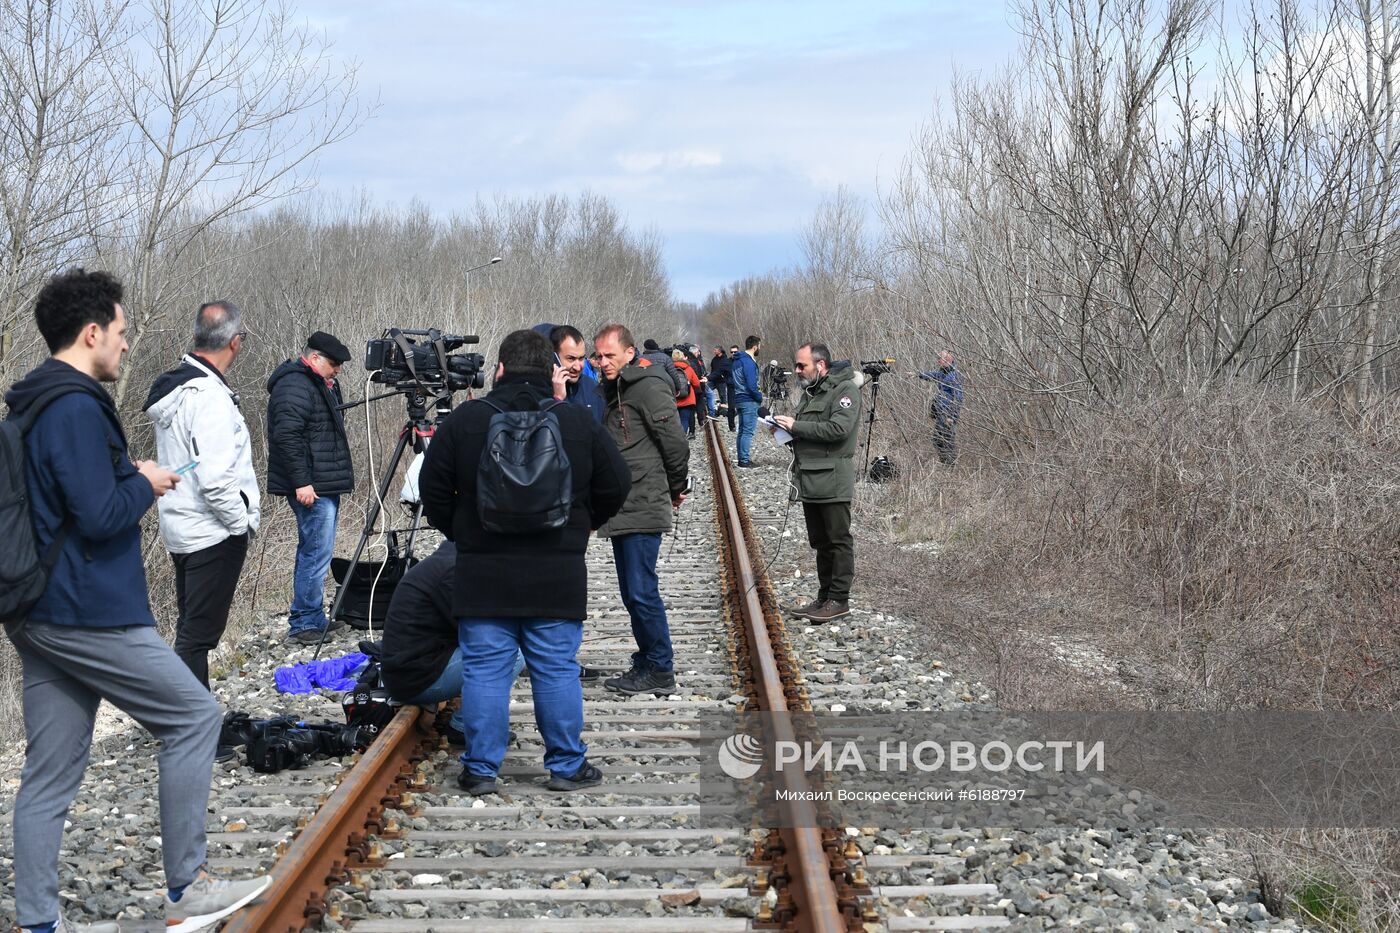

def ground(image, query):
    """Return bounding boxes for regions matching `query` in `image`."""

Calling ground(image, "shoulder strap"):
[12,384,87,436]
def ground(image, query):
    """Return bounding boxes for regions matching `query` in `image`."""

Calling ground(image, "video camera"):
[861,358,896,376]
[365,327,486,392]
[764,360,791,401]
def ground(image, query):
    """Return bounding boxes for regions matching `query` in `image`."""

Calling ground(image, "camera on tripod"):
[365,327,486,392]
[764,360,792,400]
[861,358,896,377]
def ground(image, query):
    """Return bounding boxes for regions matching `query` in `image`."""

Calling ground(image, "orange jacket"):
[673,360,700,408]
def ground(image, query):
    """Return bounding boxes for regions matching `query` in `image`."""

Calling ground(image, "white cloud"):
[617,150,724,173]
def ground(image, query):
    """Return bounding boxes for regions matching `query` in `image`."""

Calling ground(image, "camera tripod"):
[313,387,453,658]
[859,368,912,482]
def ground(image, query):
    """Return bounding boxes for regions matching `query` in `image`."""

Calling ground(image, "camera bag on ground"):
[0,386,83,635]
[475,397,573,534]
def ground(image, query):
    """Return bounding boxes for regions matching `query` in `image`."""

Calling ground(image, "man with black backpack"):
[418,329,630,796]
[2,269,270,933]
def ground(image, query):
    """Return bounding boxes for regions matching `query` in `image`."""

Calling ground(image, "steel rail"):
[222,704,439,933]
[704,422,849,933]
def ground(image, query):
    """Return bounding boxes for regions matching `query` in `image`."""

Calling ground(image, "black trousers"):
[171,532,249,688]
[717,382,736,430]
[802,502,854,603]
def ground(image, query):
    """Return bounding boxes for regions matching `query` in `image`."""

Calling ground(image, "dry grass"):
[852,385,1400,929]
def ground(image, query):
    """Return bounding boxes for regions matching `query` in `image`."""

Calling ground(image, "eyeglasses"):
[235,331,248,340]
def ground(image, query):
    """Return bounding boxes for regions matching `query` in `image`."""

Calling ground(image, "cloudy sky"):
[301,1,1017,303]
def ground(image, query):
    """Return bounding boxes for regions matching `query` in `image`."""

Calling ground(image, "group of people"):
[1,264,953,933]
[0,269,704,931]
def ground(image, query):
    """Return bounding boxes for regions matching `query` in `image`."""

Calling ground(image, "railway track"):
[202,422,1007,933]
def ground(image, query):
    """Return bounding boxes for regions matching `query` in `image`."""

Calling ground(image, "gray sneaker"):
[164,866,272,932]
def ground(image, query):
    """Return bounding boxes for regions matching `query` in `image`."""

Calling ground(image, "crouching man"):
[419,329,630,796]
[379,540,524,744]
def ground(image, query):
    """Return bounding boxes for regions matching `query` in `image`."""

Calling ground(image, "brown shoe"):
[804,600,850,623]
[789,598,825,618]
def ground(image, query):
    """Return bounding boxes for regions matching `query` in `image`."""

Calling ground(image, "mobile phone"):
[683,477,693,496]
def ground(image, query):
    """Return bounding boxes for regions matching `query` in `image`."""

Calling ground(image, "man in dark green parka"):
[593,323,690,693]
[774,342,862,622]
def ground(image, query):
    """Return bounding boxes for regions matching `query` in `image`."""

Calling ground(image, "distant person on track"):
[419,329,630,796]
[142,301,260,706]
[593,324,691,695]
[708,345,730,423]
[773,342,862,623]
[731,335,764,466]
[266,331,356,644]
[4,269,270,933]
[672,348,702,437]
[917,350,964,466]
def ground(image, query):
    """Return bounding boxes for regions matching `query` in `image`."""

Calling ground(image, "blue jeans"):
[459,618,585,778]
[287,494,339,633]
[402,647,524,733]
[611,533,672,673]
[735,401,759,464]
[705,385,717,416]
[678,406,694,434]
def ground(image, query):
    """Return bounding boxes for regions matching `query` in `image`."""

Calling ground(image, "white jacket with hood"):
[143,353,261,553]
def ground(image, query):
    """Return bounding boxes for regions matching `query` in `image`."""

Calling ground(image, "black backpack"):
[476,397,573,534]
[0,386,82,635]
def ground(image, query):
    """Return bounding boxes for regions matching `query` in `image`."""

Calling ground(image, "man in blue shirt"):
[535,322,606,423]
[918,351,964,466]
[730,335,764,467]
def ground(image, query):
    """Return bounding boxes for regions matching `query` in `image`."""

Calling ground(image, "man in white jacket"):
[142,301,260,698]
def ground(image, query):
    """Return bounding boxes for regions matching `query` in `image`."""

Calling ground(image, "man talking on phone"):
[534,323,606,423]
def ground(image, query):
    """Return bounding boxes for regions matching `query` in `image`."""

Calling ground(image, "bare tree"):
[0,0,127,379]
[99,0,366,404]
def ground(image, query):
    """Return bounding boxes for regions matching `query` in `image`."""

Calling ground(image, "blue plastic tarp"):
[274,652,370,694]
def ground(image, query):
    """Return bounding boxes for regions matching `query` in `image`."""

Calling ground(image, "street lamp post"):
[465,256,502,332]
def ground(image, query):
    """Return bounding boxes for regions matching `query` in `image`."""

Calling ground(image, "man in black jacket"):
[266,331,355,644]
[419,329,630,796]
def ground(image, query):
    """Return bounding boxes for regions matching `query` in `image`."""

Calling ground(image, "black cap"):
[642,338,660,351]
[307,331,351,364]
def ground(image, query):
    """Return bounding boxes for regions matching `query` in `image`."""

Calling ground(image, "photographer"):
[419,329,630,795]
[917,350,964,466]
[266,332,355,644]
[773,343,861,623]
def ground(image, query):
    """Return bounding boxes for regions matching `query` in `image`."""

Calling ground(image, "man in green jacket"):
[593,323,691,693]
[774,342,862,623]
